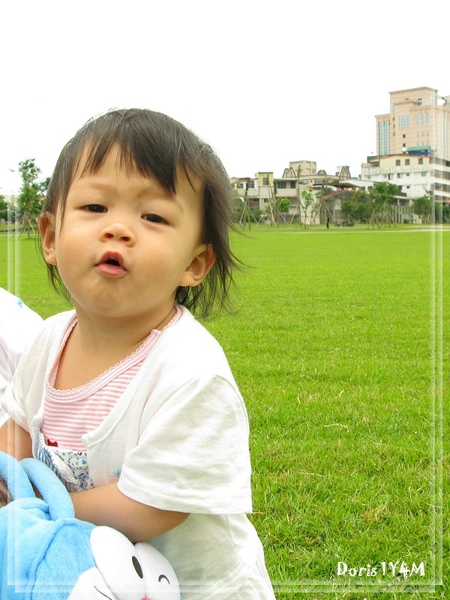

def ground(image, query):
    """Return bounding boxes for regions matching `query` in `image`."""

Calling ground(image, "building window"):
[419,158,423,165]
[378,119,390,155]
[416,111,430,125]
[262,177,269,185]
[405,159,410,166]
[277,181,286,189]
[396,159,401,166]
[399,115,409,128]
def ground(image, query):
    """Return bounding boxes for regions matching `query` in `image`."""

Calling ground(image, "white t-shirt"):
[2,306,275,600]
[0,288,43,425]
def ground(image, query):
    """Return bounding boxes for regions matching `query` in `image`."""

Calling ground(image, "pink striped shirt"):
[42,308,181,451]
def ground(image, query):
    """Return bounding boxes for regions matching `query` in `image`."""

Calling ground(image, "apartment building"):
[231,163,350,223]
[363,86,450,203]
[231,172,275,211]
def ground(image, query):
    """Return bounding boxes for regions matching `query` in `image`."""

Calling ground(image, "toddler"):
[0,109,276,599]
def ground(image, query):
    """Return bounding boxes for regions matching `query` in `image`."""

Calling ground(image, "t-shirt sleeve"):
[118,373,252,515]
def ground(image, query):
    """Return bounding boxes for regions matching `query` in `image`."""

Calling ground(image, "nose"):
[100,221,135,244]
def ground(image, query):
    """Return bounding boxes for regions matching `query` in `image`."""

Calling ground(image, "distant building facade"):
[362,86,450,204]
[231,86,450,224]
[231,162,351,224]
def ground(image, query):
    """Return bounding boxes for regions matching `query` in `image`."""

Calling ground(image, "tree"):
[0,195,7,222]
[368,181,401,227]
[0,195,18,224]
[435,200,450,224]
[298,189,317,228]
[341,199,358,224]
[412,191,433,223]
[17,159,47,236]
[276,198,291,223]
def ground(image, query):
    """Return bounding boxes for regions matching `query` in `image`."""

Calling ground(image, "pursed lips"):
[95,251,128,276]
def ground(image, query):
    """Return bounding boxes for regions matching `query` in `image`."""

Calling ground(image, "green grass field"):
[0,225,448,599]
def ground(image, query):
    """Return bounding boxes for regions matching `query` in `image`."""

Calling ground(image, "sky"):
[0,0,448,195]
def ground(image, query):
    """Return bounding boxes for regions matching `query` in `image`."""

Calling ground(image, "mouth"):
[105,258,121,266]
[96,252,127,277]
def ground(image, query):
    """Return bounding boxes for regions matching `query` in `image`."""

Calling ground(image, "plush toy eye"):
[132,555,144,579]
[90,527,180,600]
[134,542,180,599]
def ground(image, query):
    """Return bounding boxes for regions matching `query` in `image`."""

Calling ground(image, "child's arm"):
[0,419,32,459]
[70,483,188,543]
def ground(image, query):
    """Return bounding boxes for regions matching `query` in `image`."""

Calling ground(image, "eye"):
[89,529,180,600]
[132,555,144,579]
[142,213,166,224]
[84,204,107,213]
[134,542,180,595]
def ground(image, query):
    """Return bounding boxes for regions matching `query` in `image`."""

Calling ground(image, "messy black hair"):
[40,108,240,317]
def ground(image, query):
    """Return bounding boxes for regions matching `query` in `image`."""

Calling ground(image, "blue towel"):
[0,453,95,598]
[0,452,181,599]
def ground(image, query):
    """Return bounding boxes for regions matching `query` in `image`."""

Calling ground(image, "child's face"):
[40,146,214,325]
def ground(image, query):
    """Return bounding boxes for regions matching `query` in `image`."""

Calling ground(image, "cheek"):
[54,232,87,278]
[56,222,88,255]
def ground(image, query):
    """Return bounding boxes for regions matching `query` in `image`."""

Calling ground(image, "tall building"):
[375,86,450,159]
[362,86,450,205]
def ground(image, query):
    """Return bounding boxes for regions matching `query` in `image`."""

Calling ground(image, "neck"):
[76,304,176,348]
[55,305,176,390]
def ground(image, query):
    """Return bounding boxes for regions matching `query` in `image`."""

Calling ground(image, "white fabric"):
[0,288,43,425]
[2,306,275,600]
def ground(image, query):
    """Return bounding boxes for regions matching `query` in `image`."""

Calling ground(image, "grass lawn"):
[0,225,448,599]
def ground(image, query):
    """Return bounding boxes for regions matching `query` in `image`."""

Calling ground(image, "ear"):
[179,244,215,287]
[38,212,58,266]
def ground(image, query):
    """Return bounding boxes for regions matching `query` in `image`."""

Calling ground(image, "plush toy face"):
[69,527,180,600]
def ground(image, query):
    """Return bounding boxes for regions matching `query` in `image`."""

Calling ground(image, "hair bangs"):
[74,120,179,195]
